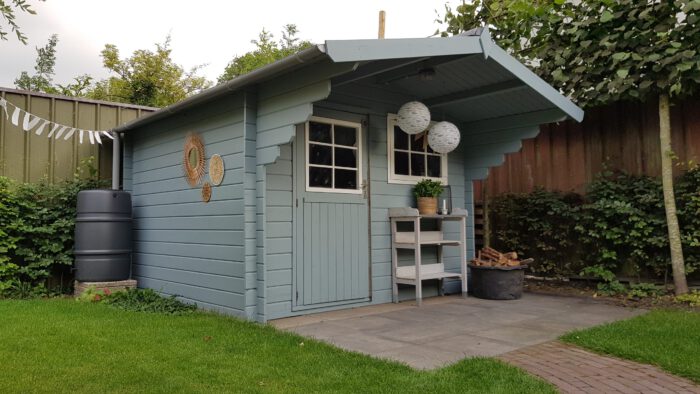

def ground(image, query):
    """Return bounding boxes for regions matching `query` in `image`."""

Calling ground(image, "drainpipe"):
[112,132,120,190]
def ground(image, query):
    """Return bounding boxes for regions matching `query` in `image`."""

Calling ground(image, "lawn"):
[0,299,554,393]
[562,309,700,383]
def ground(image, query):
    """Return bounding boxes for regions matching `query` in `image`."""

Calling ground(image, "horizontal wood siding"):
[265,144,294,319]
[474,98,700,200]
[127,93,247,317]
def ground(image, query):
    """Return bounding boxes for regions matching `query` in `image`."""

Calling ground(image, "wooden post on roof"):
[378,10,386,39]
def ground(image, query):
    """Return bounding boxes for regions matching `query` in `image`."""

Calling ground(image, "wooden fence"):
[474,97,700,201]
[0,87,156,183]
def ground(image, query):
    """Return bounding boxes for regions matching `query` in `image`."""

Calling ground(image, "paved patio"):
[271,293,645,369]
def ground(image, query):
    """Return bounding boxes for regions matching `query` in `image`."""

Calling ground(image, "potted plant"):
[413,179,444,215]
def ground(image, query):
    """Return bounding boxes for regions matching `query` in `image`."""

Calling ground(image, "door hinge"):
[296,198,298,207]
[296,291,299,301]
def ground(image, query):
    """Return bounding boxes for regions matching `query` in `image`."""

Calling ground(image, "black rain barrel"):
[74,190,132,282]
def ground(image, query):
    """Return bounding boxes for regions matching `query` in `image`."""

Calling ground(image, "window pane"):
[309,122,331,143]
[334,147,357,168]
[309,144,332,165]
[334,169,357,189]
[394,126,408,150]
[410,133,426,152]
[309,166,332,188]
[335,126,357,147]
[394,151,409,175]
[427,155,441,178]
[410,153,425,176]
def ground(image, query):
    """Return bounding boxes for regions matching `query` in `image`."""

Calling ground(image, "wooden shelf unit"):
[388,207,468,306]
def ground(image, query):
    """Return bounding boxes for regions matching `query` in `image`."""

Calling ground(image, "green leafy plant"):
[75,285,110,302]
[489,188,582,276]
[0,157,106,298]
[580,265,626,296]
[675,290,700,307]
[627,283,664,299]
[101,288,196,315]
[413,179,444,198]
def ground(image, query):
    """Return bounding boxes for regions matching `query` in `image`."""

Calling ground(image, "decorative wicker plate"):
[209,154,224,186]
[202,182,212,203]
[183,132,206,186]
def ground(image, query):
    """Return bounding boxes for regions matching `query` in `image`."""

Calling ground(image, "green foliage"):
[439,0,700,106]
[490,188,582,275]
[88,35,212,107]
[489,168,700,279]
[101,288,196,315]
[218,24,313,83]
[14,33,58,93]
[627,282,664,299]
[0,158,106,297]
[0,0,41,44]
[675,290,700,307]
[579,265,626,295]
[576,171,669,275]
[412,179,444,198]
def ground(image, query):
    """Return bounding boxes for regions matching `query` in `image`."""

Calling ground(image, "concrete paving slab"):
[271,293,647,369]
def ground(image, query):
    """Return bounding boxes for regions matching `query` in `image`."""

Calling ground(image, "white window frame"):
[387,113,449,185]
[305,116,363,194]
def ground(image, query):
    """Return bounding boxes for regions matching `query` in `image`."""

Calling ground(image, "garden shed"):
[113,28,583,322]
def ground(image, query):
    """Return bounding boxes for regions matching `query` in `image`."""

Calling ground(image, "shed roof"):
[114,28,582,133]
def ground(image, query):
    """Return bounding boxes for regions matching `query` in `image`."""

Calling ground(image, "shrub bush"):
[490,188,582,276]
[0,158,105,297]
[488,167,700,280]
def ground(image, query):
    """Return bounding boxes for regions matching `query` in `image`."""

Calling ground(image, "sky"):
[0,0,457,88]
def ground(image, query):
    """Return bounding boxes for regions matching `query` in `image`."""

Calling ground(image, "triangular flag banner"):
[0,98,114,145]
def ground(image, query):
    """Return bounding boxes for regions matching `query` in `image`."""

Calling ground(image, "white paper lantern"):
[397,101,431,135]
[428,121,460,154]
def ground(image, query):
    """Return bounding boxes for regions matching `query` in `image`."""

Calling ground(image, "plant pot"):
[469,264,528,300]
[417,197,438,215]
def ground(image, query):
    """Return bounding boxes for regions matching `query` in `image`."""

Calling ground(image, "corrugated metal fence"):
[0,87,156,183]
[474,97,700,201]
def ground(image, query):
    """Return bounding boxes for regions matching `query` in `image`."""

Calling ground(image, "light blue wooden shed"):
[113,29,583,322]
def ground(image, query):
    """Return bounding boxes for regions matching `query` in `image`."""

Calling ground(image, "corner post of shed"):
[112,131,120,190]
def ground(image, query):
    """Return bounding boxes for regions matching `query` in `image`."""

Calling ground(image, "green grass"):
[562,309,700,383]
[0,299,554,393]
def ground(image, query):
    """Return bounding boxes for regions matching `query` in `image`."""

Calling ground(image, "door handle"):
[361,180,368,199]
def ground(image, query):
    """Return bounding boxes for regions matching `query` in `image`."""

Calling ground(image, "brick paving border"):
[500,341,699,394]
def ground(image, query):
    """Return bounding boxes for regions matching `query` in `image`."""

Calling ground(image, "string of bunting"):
[0,97,115,145]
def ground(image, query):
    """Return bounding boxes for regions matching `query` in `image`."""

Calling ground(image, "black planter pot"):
[469,264,527,300]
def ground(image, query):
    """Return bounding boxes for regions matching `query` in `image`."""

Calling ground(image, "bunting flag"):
[0,97,115,145]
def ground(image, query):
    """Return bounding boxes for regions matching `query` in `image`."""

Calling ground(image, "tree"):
[89,36,212,107]
[14,33,58,93]
[440,0,700,294]
[218,24,313,83]
[1,0,41,44]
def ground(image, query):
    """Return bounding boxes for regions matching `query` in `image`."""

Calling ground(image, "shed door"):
[292,115,370,310]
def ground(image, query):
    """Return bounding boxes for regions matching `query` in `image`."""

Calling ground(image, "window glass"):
[410,153,425,176]
[394,151,409,175]
[309,167,332,188]
[309,122,332,143]
[427,155,441,178]
[334,169,357,189]
[307,119,361,192]
[388,115,447,184]
[394,126,408,150]
[334,147,356,168]
[309,144,332,165]
[334,126,357,147]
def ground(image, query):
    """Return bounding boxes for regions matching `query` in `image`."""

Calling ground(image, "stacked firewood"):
[470,247,533,267]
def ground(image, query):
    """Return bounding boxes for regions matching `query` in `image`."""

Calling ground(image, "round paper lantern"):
[428,121,461,154]
[397,101,431,135]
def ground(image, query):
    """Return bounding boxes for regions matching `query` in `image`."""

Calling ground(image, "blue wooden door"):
[293,114,370,309]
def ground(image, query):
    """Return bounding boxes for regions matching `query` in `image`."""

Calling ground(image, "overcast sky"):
[0,0,456,88]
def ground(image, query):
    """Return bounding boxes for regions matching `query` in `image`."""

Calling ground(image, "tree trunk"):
[658,94,688,295]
